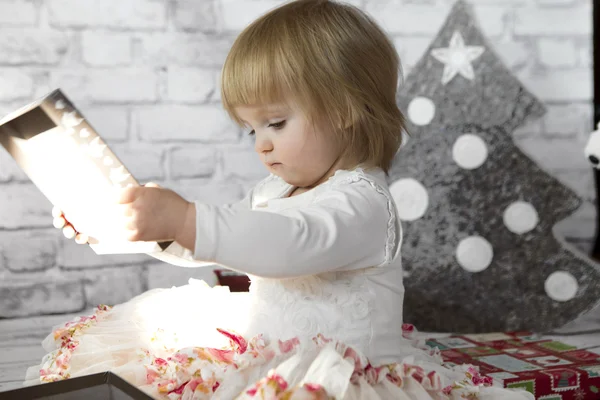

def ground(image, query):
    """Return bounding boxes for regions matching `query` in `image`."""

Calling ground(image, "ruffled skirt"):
[24,280,533,400]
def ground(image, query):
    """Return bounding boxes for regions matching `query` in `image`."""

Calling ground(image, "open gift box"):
[429,332,600,399]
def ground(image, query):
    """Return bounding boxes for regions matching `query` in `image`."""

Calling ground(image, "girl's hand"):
[116,182,192,243]
[52,206,94,245]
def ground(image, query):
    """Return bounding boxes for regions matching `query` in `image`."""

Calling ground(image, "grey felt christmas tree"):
[389,0,600,333]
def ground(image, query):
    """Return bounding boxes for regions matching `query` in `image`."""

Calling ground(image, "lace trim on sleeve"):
[328,169,401,267]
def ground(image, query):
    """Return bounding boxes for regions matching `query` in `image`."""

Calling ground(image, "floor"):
[0,309,599,394]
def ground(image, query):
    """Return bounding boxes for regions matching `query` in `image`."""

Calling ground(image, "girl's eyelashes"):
[268,120,286,129]
[247,120,286,136]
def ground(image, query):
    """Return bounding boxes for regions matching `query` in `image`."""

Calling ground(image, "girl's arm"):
[147,190,253,267]
[175,179,397,278]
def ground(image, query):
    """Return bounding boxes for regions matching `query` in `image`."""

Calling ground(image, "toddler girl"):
[25,1,533,399]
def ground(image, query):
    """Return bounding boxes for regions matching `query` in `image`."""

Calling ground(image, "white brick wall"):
[0,29,68,64]
[82,106,129,142]
[166,67,215,103]
[514,3,591,36]
[81,32,133,67]
[0,229,59,272]
[47,0,168,30]
[51,68,160,103]
[0,1,38,26]
[135,104,239,142]
[169,146,217,178]
[538,38,578,68]
[171,0,218,32]
[220,0,287,31]
[0,0,595,317]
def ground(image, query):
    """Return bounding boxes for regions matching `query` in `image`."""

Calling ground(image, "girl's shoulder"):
[326,167,388,190]
[251,167,391,202]
[319,167,394,206]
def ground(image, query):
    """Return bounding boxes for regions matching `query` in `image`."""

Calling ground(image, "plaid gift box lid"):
[428,332,600,400]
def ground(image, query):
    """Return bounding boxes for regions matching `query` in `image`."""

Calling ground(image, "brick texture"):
[133,32,234,67]
[111,144,165,181]
[0,0,38,26]
[172,0,218,32]
[81,32,132,66]
[0,230,59,272]
[135,104,239,142]
[0,184,52,229]
[514,3,591,36]
[0,151,28,182]
[166,66,215,103]
[80,106,130,142]
[0,29,68,65]
[0,68,34,101]
[0,0,595,316]
[169,146,217,179]
[81,265,146,307]
[47,0,168,30]
[51,68,159,103]
[0,279,85,318]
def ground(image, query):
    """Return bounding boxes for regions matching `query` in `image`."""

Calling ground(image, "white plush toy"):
[585,123,600,168]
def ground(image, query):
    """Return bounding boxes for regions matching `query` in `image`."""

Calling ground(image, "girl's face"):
[235,102,344,189]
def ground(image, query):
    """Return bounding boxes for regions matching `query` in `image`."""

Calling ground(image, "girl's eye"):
[247,120,285,136]
[268,120,286,129]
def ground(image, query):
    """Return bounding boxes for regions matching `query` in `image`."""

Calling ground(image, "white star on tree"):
[430,31,485,85]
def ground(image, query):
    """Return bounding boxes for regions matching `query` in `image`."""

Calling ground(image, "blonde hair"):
[221,0,406,174]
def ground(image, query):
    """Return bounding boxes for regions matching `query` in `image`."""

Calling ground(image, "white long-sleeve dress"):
[24,167,533,400]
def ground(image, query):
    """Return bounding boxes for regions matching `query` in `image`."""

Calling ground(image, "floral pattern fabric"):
[34,304,520,400]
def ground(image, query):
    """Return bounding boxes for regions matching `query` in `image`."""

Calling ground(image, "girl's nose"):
[254,133,273,154]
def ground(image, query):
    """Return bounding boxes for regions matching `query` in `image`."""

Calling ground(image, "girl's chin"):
[274,170,298,185]
[271,168,318,188]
